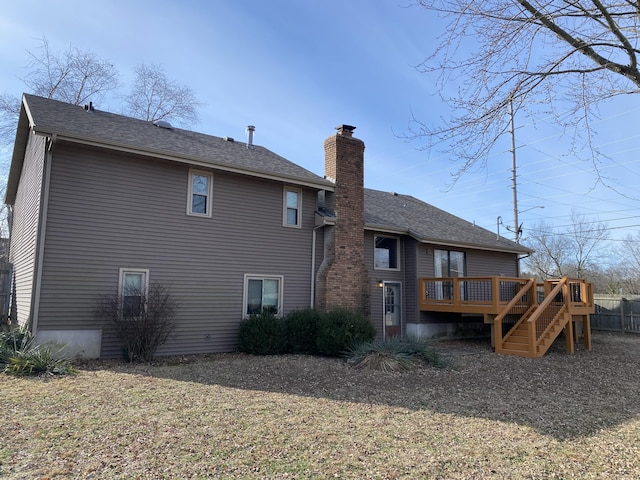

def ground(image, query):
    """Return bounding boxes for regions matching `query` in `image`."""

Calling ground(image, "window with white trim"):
[283,187,301,227]
[187,169,213,217]
[374,235,400,270]
[118,268,149,317]
[243,274,283,316]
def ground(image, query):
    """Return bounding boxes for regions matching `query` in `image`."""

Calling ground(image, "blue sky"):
[2,0,640,250]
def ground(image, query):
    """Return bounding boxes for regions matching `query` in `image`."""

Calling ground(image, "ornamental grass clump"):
[346,336,452,372]
[0,328,28,365]
[0,328,75,377]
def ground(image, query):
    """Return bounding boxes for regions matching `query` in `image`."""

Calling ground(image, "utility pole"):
[509,98,520,243]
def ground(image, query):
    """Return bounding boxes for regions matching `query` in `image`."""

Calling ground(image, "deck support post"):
[583,315,592,351]
[565,313,575,354]
[485,314,496,349]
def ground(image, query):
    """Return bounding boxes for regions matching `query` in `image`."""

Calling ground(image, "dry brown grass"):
[1,331,639,479]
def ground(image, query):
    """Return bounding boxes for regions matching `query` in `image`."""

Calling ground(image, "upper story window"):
[283,187,301,227]
[243,274,283,316]
[119,268,149,317]
[187,169,213,217]
[374,235,399,270]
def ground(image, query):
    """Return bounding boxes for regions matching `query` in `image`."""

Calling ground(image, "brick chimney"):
[315,125,370,316]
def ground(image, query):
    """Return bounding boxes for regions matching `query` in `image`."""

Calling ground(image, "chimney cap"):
[336,124,356,136]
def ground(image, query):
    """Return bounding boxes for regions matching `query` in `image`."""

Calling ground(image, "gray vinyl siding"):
[8,134,46,328]
[416,244,434,278]
[38,143,319,357]
[466,249,518,277]
[404,237,418,327]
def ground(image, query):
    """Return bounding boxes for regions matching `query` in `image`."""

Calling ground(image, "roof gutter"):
[416,237,532,255]
[364,223,408,236]
[27,128,335,192]
[365,223,530,254]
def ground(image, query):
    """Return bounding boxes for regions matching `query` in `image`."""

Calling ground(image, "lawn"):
[1,332,638,479]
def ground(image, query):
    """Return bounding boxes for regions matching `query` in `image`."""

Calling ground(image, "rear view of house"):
[6,94,538,358]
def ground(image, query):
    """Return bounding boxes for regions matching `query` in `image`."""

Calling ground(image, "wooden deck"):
[418,276,594,357]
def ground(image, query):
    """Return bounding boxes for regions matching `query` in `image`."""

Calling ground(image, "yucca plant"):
[0,327,30,365]
[346,336,452,372]
[5,343,75,376]
[1,328,75,377]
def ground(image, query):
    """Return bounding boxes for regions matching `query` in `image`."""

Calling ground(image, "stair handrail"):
[526,277,568,353]
[493,278,536,351]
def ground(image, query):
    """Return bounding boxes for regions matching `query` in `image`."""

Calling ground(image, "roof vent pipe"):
[246,125,255,148]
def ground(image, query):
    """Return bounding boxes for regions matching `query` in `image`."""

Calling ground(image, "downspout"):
[30,133,55,333]
[310,222,324,308]
[517,253,531,278]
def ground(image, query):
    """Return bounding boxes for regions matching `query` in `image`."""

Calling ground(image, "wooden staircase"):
[494,277,593,358]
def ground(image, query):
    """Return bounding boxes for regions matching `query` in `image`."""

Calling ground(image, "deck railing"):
[419,277,593,314]
[419,276,532,314]
[492,278,538,351]
[523,278,569,355]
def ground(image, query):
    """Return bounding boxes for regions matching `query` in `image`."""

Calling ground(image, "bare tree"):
[0,38,120,146]
[123,63,201,127]
[23,37,119,107]
[410,1,640,181]
[523,221,572,279]
[568,211,610,278]
[0,93,21,146]
[615,232,640,293]
[523,211,609,280]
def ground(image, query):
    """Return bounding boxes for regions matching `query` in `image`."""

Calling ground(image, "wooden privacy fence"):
[592,294,640,334]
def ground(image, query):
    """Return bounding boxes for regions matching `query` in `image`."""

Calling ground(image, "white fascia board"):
[30,128,335,192]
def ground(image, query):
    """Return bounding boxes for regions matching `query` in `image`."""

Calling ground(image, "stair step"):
[497,348,537,358]
[510,331,528,338]
[502,342,529,351]
[496,284,579,358]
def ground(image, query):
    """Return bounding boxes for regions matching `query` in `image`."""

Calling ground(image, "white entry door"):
[384,282,402,338]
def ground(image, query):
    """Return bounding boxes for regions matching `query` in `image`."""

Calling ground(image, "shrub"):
[94,283,177,362]
[238,310,285,355]
[346,336,452,371]
[315,309,376,357]
[282,308,321,354]
[1,328,75,376]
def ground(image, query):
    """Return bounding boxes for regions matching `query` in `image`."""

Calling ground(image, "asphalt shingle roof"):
[365,189,530,253]
[11,94,529,254]
[19,94,332,188]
